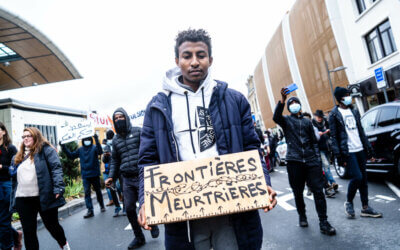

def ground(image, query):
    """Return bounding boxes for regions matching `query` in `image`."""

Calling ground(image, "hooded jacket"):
[329,106,373,158]
[273,97,320,164]
[61,136,103,179]
[138,67,270,250]
[109,107,142,180]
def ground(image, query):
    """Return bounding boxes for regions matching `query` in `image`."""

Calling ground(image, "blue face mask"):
[289,103,301,114]
[83,140,91,146]
[342,96,352,106]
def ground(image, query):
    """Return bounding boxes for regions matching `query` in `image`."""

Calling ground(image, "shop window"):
[365,20,397,64]
[377,106,397,127]
[361,109,378,132]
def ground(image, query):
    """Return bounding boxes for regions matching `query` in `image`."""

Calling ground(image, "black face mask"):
[115,119,127,134]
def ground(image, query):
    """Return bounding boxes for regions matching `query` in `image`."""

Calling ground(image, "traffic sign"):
[374,67,387,89]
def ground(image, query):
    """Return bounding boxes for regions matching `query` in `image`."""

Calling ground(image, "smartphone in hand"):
[286,83,298,94]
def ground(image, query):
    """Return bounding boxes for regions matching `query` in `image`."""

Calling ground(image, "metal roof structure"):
[0,7,82,91]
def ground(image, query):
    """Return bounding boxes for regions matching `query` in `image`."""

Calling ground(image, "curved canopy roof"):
[0,8,81,91]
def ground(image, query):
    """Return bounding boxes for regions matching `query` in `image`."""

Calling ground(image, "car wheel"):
[334,157,349,179]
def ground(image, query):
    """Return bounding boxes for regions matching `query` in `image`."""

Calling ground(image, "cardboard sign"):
[58,120,95,144]
[144,150,270,225]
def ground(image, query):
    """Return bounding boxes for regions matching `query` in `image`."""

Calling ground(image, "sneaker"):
[325,187,335,198]
[100,207,106,213]
[344,202,355,218]
[61,242,71,250]
[106,200,114,206]
[332,183,339,192]
[127,237,145,249]
[299,214,308,227]
[113,206,122,217]
[150,225,160,238]
[361,206,383,218]
[83,210,94,219]
[319,220,336,236]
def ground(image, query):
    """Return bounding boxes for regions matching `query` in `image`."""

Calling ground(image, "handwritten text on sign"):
[59,120,95,144]
[144,150,270,225]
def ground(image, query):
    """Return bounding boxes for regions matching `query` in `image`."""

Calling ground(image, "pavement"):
[31,166,400,250]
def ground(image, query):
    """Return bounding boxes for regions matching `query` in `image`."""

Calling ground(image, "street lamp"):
[325,61,347,107]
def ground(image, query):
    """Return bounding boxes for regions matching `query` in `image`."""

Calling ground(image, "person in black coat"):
[10,127,69,250]
[61,134,105,219]
[0,122,21,250]
[105,108,159,249]
[273,88,336,235]
[329,87,382,218]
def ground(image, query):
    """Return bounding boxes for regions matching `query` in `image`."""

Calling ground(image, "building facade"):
[252,0,400,128]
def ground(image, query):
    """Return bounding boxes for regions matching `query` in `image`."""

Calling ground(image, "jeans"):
[0,180,18,250]
[15,197,66,250]
[287,162,328,221]
[192,215,238,250]
[82,176,105,211]
[320,151,336,184]
[346,150,369,207]
[123,177,158,238]
[103,173,113,201]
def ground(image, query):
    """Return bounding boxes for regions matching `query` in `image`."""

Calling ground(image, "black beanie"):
[106,130,115,140]
[334,87,349,103]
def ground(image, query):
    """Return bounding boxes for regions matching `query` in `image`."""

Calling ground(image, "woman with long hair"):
[10,127,70,250]
[0,122,21,250]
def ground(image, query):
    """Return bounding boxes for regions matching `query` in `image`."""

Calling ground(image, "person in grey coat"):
[10,127,70,250]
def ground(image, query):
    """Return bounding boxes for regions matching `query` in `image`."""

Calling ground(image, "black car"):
[334,102,400,179]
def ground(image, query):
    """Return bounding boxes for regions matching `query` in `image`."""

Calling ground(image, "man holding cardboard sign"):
[138,29,277,250]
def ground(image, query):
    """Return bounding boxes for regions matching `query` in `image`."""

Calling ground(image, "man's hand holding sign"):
[138,150,277,229]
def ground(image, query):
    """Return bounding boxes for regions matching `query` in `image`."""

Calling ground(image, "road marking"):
[375,195,396,201]
[279,170,286,174]
[276,193,296,211]
[275,190,284,195]
[385,181,400,198]
[303,190,314,200]
[125,224,132,230]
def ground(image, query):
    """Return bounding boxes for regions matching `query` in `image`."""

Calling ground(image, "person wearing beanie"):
[329,87,382,218]
[273,87,336,236]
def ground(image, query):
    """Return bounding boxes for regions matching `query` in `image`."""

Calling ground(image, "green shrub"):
[59,141,80,184]
[64,178,84,200]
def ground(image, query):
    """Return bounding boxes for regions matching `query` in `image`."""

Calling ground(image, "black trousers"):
[287,162,328,221]
[122,177,158,239]
[15,197,66,250]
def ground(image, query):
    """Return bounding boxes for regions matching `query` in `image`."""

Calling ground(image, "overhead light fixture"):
[32,82,38,86]
[3,61,10,67]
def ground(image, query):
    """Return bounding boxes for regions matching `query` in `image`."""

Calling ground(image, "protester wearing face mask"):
[60,134,105,219]
[329,87,382,219]
[273,88,336,236]
[105,108,159,249]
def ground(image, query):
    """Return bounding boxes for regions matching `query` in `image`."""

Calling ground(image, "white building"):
[0,98,86,147]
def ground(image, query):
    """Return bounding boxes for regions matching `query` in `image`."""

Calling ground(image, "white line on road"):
[375,195,396,201]
[385,181,400,198]
[125,224,132,230]
[275,190,284,195]
[276,193,296,211]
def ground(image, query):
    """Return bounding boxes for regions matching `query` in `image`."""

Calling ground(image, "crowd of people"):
[0,28,384,250]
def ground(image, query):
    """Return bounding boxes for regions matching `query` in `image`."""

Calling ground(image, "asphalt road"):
[34,166,400,250]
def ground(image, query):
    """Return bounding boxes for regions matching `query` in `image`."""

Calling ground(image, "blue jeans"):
[103,173,113,201]
[347,150,369,207]
[0,180,18,249]
[320,151,336,184]
[82,177,105,211]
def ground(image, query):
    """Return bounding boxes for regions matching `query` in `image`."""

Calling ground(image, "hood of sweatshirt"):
[162,67,219,161]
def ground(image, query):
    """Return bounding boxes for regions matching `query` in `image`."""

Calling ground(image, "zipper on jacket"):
[300,118,305,163]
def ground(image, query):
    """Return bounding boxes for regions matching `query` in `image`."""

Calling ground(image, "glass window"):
[0,43,18,58]
[355,0,366,14]
[361,109,378,132]
[365,20,398,63]
[377,107,397,127]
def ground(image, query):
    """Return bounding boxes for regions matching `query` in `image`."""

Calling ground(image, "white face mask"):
[107,139,112,144]
[289,103,301,114]
[83,140,91,146]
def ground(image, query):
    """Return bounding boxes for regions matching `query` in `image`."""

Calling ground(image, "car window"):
[377,106,398,128]
[361,109,378,132]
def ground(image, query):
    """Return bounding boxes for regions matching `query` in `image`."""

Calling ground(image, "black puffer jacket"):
[273,98,320,165]
[329,106,373,158]
[109,108,141,180]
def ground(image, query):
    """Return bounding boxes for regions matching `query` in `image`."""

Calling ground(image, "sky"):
[0,0,296,116]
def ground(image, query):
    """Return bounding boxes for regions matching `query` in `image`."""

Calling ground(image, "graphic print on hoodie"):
[163,67,219,161]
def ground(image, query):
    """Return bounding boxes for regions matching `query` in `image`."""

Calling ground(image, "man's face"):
[175,41,213,85]
[114,113,125,122]
[315,116,323,123]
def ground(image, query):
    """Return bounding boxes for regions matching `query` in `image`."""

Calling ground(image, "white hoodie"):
[162,67,219,161]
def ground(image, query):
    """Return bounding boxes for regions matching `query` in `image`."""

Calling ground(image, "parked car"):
[334,102,400,180]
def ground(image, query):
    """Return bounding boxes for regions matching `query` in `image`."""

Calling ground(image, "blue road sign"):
[374,67,386,89]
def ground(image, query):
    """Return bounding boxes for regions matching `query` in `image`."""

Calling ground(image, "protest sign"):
[144,150,270,225]
[58,120,95,144]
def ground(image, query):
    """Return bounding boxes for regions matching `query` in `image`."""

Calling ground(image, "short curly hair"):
[175,28,212,58]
